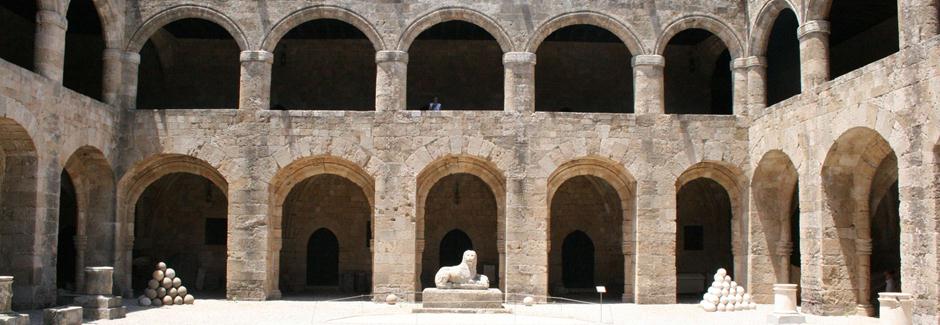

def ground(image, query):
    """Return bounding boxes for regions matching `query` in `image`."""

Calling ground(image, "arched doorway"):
[57,170,79,292]
[676,178,734,302]
[764,9,801,105]
[562,231,595,289]
[752,150,801,303]
[0,118,40,305]
[63,0,105,100]
[132,172,228,297]
[664,29,732,114]
[439,229,473,268]
[306,228,339,287]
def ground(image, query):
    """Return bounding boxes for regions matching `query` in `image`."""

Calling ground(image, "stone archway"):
[820,127,899,315]
[60,146,115,292]
[750,150,800,302]
[0,117,40,305]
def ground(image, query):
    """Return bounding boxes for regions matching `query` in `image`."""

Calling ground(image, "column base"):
[0,313,29,325]
[856,304,874,316]
[766,313,806,324]
[73,295,126,321]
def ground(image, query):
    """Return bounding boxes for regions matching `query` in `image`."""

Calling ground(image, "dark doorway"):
[439,229,473,268]
[870,181,901,311]
[407,21,503,111]
[535,25,634,113]
[664,29,732,115]
[306,228,339,286]
[63,0,104,100]
[562,231,595,289]
[57,170,78,291]
[766,9,801,106]
[676,178,733,301]
[0,1,36,71]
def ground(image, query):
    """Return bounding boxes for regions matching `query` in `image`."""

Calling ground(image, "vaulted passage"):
[828,0,899,79]
[549,175,624,299]
[271,19,375,110]
[63,0,104,100]
[0,118,39,305]
[535,25,634,113]
[0,1,36,71]
[57,170,79,292]
[407,21,503,111]
[663,29,732,115]
[676,178,733,302]
[132,173,228,296]
[137,19,239,109]
[765,9,801,106]
[421,174,498,288]
[280,174,372,295]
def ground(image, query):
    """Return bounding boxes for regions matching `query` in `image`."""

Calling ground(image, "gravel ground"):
[21,299,882,325]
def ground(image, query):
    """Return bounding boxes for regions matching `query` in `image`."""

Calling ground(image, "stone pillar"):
[743,56,767,117]
[0,276,11,313]
[731,57,749,116]
[74,235,88,293]
[101,49,123,105]
[768,283,806,324]
[775,241,793,283]
[856,238,874,316]
[239,51,273,110]
[634,179,675,304]
[898,0,939,48]
[120,52,141,109]
[797,20,830,90]
[632,55,665,114]
[375,51,408,112]
[503,52,536,113]
[878,293,913,325]
[83,267,113,295]
[414,239,425,293]
[34,10,67,82]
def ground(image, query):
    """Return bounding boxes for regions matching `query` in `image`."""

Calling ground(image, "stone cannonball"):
[724,275,731,282]
[157,262,167,271]
[385,294,398,305]
[728,303,737,312]
[162,277,173,289]
[716,268,727,277]
[168,288,178,298]
[172,277,182,288]
[165,268,176,279]
[702,302,717,312]
[721,282,730,290]
[138,296,151,306]
[713,274,723,281]
[720,288,729,296]
[162,296,173,306]
[730,281,737,288]
[148,279,159,289]
[174,296,183,305]
[716,302,726,312]
[178,286,188,297]
[152,298,163,307]
[523,296,535,306]
[156,287,167,298]
[144,288,157,299]
[749,302,757,310]
[183,294,195,305]
[152,270,164,281]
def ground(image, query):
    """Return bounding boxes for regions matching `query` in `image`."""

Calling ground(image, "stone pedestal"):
[878,293,913,325]
[415,288,508,313]
[76,267,125,321]
[767,284,805,324]
[43,306,82,325]
[0,277,29,325]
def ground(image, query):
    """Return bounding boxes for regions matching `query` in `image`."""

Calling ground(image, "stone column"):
[414,238,425,292]
[775,241,793,284]
[634,179,675,304]
[34,10,67,82]
[797,20,830,90]
[375,51,408,112]
[878,293,914,325]
[731,58,749,116]
[120,52,141,109]
[239,50,273,110]
[0,276,11,313]
[632,55,665,114]
[743,56,767,117]
[74,235,88,293]
[101,49,123,105]
[503,52,536,113]
[898,0,939,48]
[856,238,874,316]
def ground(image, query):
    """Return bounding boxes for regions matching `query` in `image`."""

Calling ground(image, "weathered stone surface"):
[82,307,126,321]
[0,314,29,325]
[42,306,82,325]
[421,288,504,309]
[0,277,11,313]
[83,267,114,295]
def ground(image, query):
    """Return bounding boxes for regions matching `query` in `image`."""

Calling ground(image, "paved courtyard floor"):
[24,299,882,325]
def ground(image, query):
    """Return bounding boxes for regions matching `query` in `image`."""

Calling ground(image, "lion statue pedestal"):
[414,250,508,313]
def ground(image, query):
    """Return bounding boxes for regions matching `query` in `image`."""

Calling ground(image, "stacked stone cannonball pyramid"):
[699,268,757,312]
[138,262,196,306]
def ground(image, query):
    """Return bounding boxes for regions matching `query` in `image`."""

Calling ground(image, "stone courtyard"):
[0,0,938,324]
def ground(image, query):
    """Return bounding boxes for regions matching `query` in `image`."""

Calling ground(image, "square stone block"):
[74,295,122,308]
[83,307,126,321]
[0,313,29,325]
[766,313,806,324]
[43,306,82,325]
[421,288,504,309]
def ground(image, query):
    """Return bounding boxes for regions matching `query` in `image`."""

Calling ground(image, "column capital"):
[122,51,141,64]
[240,50,274,63]
[855,238,873,255]
[102,48,123,60]
[36,10,67,29]
[503,51,536,65]
[631,54,665,68]
[775,241,793,256]
[798,20,831,39]
[376,50,408,64]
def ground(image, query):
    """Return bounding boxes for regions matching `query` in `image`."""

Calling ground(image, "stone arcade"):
[0,0,938,324]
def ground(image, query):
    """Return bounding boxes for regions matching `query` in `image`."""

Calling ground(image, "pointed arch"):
[396,7,513,52]
[126,5,249,53]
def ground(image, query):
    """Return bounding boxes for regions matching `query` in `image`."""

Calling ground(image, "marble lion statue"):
[434,250,489,289]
